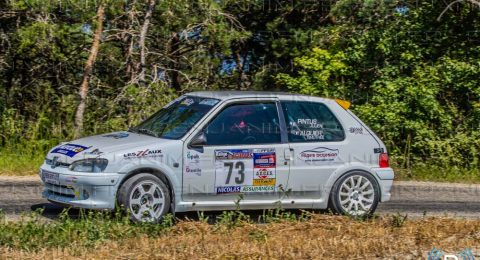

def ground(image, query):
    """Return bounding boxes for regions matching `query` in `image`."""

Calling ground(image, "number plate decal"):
[42,170,60,185]
[214,149,276,194]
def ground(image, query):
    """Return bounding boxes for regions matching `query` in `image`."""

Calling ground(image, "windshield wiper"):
[136,128,158,137]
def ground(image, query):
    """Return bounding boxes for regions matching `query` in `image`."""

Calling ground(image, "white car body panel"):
[39,91,394,213]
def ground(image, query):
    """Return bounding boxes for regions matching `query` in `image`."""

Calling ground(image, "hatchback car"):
[40,91,394,222]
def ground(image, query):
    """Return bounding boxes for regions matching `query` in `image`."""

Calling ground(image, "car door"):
[182,99,291,203]
[281,100,347,200]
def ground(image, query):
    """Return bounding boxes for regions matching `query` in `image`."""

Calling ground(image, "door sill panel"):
[175,199,326,212]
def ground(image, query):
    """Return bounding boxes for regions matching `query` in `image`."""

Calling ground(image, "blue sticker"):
[253,152,276,168]
[215,149,252,160]
[103,132,129,139]
[216,186,241,194]
[51,144,89,157]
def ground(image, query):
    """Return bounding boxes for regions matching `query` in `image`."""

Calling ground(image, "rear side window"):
[281,101,345,142]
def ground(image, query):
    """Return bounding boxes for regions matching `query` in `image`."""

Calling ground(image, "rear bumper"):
[40,166,122,210]
[372,167,395,202]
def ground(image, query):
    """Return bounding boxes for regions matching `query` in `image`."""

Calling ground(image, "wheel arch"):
[117,167,176,212]
[324,165,382,202]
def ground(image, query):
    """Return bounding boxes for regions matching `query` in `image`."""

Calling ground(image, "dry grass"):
[1,215,479,259]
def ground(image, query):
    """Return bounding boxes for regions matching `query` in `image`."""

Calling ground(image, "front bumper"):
[40,165,122,210]
[372,167,395,202]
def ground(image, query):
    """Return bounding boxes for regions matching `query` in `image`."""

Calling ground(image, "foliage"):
[0,0,479,174]
[275,0,480,169]
[276,48,349,97]
[0,206,313,251]
[0,208,174,250]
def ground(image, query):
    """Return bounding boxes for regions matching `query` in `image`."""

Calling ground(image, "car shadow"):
[31,203,81,220]
[174,209,329,224]
[31,202,330,223]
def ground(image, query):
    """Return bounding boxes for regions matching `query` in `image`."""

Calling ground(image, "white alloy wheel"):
[330,171,380,217]
[129,180,166,222]
[118,173,171,223]
[338,175,375,215]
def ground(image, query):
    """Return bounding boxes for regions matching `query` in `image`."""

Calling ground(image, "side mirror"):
[189,132,207,148]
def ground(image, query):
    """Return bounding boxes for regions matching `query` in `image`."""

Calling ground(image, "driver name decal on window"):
[214,148,276,194]
[291,118,325,140]
[282,101,345,142]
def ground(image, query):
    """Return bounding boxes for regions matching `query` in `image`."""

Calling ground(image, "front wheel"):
[329,171,380,217]
[117,173,171,223]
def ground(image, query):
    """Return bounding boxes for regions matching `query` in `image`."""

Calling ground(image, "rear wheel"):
[117,173,171,223]
[329,171,380,217]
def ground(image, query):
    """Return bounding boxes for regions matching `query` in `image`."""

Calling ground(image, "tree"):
[74,3,105,138]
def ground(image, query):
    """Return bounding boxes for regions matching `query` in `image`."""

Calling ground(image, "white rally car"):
[40,91,394,222]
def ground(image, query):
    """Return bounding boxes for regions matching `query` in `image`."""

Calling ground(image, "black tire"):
[117,173,171,223]
[329,171,380,217]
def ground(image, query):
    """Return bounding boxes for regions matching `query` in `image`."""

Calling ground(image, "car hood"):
[46,131,174,162]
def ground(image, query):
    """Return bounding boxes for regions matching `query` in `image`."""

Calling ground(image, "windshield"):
[130,96,219,139]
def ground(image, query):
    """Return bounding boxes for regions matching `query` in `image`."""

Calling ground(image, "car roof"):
[187,91,332,103]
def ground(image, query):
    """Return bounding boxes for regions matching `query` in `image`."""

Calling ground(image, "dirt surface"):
[1,176,479,219]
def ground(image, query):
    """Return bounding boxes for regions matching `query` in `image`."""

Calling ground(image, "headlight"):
[69,158,108,173]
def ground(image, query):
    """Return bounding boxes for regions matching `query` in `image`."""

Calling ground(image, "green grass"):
[0,209,175,250]
[393,164,480,183]
[0,148,45,176]
[0,207,309,251]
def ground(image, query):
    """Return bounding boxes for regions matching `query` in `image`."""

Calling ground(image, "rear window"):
[281,101,345,142]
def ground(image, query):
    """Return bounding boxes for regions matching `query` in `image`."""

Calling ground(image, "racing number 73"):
[224,162,245,184]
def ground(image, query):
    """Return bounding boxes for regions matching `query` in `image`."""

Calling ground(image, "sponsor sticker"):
[241,186,275,193]
[65,176,78,184]
[216,186,241,194]
[254,168,275,179]
[51,143,89,157]
[124,149,163,159]
[186,151,200,162]
[215,149,276,194]
[349,127,364,135]
[185,166,201,176]
[215,149,253,160]
[185,150,202,176]
[299,147,339,162]
[253,151,275,168]
[290,119,325,140]
[296,118,323,129]
[253,178,275,186]
[291,129,325,140]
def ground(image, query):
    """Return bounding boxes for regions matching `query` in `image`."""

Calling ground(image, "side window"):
[281,101,345,142]
[204,102,281,145]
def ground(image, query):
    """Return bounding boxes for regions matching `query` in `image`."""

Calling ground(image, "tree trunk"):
[234,48,249,90]
[168,32,182,92]
[74,4,105,138]
[125,0,138,81]
[137,0,156,82]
